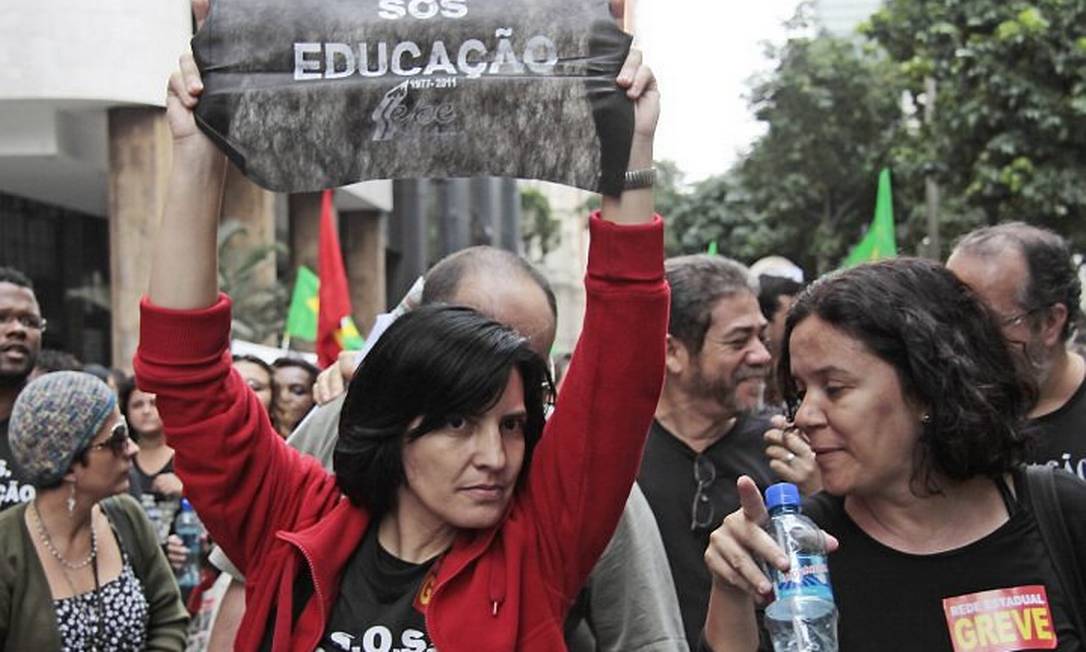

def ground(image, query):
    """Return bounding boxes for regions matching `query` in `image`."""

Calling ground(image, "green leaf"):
[1016,7,1049,33]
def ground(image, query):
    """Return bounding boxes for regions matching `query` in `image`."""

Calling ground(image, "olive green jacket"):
[0,493,189,651]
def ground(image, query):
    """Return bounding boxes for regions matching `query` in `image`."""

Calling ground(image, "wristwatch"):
[623,168,656,190]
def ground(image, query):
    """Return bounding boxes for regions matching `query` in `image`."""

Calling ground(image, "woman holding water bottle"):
[702,259,1086,651]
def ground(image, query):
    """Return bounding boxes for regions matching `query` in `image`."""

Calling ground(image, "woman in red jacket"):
[135,1,667,650]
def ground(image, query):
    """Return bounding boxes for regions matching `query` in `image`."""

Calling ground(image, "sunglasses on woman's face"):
[87,419,131,456]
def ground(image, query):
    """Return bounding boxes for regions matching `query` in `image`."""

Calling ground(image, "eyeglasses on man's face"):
[87,419,131,456]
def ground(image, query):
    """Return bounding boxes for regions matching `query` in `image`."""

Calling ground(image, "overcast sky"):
[634,1,801,184]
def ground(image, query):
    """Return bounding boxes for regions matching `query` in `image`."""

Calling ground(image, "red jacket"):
[135,214,668,651]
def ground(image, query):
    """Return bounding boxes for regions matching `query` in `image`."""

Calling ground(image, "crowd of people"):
[0,0,1084,650]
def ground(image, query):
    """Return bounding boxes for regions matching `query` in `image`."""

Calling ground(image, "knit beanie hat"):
[10,371,117,488]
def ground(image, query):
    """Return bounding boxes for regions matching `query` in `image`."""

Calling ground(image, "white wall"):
[0,1,192,106]
[0,2,192,214]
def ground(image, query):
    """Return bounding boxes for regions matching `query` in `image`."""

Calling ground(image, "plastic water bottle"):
[175,498,204,591]
[140,494,164,544]
[763,483,838,652]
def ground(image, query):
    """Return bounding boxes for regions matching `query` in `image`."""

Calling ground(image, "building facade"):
[0,1,392,369]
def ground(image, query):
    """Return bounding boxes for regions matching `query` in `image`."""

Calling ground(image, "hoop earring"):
[66,483,76,516]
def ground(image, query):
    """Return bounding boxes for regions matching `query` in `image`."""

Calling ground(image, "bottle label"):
[775,553,833,601]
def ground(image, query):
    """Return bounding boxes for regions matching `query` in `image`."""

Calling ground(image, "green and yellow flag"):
[284,266,319,342]
[843,168,897,268]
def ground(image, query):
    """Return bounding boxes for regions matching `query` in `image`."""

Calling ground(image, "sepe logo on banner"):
[943,585,1057,652]
[371,80,458,142]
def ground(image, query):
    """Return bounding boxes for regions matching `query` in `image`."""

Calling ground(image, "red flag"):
[317,189,354,368]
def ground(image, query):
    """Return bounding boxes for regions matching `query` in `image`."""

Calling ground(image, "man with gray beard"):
[638,255,803,649]
[947,222,1086,479]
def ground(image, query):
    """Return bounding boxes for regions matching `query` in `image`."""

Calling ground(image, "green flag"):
[843,168,897,268]
[707,240,718,256]
[284,266,319,342]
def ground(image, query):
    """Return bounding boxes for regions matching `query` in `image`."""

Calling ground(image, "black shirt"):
[639,415,775,648]
[320,526,438,652]
[0,418,36,511]
[1028,376,1086,481]
[134,454,176,499]
[794,474,1085,652]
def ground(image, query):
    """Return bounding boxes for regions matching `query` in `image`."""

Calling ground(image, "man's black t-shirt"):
[1029,375,1086,481]
[795,474,1085,652]
[320,526,438,652]
[639,415,775,648]
[0,418,36,511]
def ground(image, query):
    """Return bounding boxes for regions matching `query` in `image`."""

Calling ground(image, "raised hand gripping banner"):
[192,0,635,195]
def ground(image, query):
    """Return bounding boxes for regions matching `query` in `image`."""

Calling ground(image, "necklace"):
[31,499,98,570]
[31,500,104,652]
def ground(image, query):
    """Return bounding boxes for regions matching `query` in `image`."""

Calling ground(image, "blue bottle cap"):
[180,498,193,511]
[765,482,800,511]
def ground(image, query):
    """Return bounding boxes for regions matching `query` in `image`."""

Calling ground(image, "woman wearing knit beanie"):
[0,371,188,650]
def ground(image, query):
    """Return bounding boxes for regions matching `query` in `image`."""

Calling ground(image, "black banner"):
[192,0,634,195]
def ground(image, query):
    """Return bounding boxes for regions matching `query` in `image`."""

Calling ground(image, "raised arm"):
[600,48,658,227]
[521,47,668,600]
[136,0,341,574]
[148,0,225,311]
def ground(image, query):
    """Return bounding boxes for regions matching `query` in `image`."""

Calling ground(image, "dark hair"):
[0,267,33,290]
[34,349,83,374]
[334,304,551,519]
[954,222,1083,341]
[84,365,126,390]
[423,246,558,319]
[271,357,319,381]
[84,363,110,382]
[118,375,137,420]
[117,375,160,440]
[233,354,273,378]
[779,258,1032,493]
[758,275,805,321]
[665,254,758,355]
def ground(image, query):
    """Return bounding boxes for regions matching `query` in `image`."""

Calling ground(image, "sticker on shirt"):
[943,585,1057,652]
[325,627,436,652]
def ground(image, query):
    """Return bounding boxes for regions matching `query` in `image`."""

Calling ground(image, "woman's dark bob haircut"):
[117,374,150,441]
[334,304,551,518]
[778,258,1033,493]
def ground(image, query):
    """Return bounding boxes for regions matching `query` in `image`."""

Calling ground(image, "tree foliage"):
[520,187,559,261]
[866,0,1086,252]
[218,220,288,344]
[668,25,908,274]
[664,0,1086,275]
